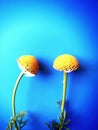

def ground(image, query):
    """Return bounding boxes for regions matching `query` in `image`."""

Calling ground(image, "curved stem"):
[61,72,67,116]
[12,70,24,116]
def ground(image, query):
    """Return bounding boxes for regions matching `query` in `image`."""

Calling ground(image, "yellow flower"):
[17,55,39,76]
[53,54,79,73]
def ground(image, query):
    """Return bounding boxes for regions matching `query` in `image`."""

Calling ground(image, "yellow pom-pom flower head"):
[17,55,39,77]
[53,54,79,73]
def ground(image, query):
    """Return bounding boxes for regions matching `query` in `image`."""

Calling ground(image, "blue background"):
[0,0,97,130]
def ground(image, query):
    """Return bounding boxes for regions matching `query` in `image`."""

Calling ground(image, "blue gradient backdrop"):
[0,0,97,130]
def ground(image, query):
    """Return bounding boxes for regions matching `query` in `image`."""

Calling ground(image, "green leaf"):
[52,120,60,129]
[57,100,62,108]
[20,120,28,128]
[64,119,70,125]
[45,122,52,129]
[64,126,70,130]
[58,115,63,122]
[6,111,28,130]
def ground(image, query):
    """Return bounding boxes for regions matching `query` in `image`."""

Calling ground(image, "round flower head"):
[53,54,79,73]
[17,55,39,77]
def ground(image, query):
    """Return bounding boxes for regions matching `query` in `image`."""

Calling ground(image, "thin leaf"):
[64,119,70,125]
[20,120,28,128]
[45,122,52,129]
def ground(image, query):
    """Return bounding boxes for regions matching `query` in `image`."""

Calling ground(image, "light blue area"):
[0,0,97,130]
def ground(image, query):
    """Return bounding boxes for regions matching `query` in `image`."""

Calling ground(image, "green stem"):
[61,72,67,116]
[12,70,24,116]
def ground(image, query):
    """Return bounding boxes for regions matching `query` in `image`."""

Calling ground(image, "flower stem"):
[61,72,67,116]
[12,70,24,116]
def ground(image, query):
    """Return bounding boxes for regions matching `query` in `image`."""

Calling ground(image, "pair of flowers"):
[7,54,79,130]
